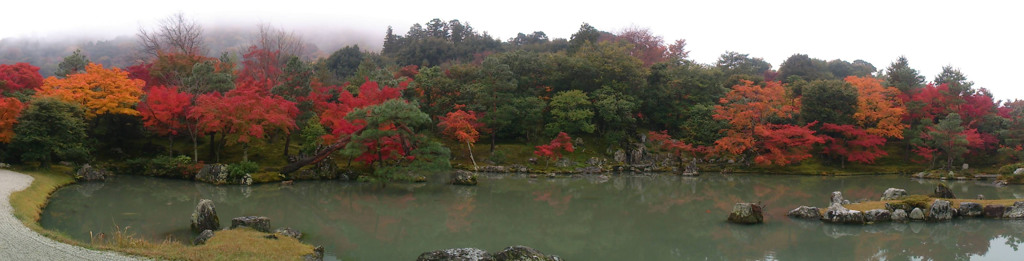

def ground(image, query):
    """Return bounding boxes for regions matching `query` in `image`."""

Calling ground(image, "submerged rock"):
[230,216,271,232]
[1006,202,1024,219]
[275,227,303,239]
[193,229,214,245]
[74,164,108,182]
[190,199,220,233]
[928,199,953,221]
[880,188,908,201]
[959,202,983,217]
[489,245,563,261]
[416,248,489,261]
[450,170,478,186]
[909,208,925,220]
[984,205,1007,218]
[787,206,822,219]
[864,209,891,223]
[727,203,764,224]
[932,183,956,199]
[891,209,909,222]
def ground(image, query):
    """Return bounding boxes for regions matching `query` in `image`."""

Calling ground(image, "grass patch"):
[843,196,1023,213]
[8,166,317,260]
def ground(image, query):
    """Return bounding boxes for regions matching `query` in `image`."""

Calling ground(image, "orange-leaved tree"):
[0,97,25,143]
[714,80,825,166]
[845,76,907,139]
[36,63,145,118]
[438,109,483,170]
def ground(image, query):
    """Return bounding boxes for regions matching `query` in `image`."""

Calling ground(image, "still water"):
[40,173,1024,260]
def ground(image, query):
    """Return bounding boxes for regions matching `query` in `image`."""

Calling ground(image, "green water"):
[40,173,1024,260]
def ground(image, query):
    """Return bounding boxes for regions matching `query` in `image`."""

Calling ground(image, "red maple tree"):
[534,132,575,167]
[138,85,194,156]
[0,63,44,93]
[0,97,24,143]
[438,109,483,169]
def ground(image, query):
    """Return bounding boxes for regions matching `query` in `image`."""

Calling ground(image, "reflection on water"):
[40,173,1024,260]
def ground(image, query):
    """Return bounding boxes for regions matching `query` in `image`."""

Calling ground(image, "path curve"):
[0,169,145,261]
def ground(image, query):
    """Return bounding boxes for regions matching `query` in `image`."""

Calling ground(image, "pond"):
[40,173,1024,260]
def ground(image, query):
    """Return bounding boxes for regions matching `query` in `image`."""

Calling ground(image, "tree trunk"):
[243,143,249,162]
[468,140,478,171]
[283,132,292,158]
[208,134,216,163]
[490,134,496,153]
[192,135,199,163]
[168,135,174,157]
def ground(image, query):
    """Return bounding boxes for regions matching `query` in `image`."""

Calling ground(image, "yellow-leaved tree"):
[37,63,145,118]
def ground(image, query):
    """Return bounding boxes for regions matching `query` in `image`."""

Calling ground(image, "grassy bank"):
[8,167,318,261]
[844,196,1022,213]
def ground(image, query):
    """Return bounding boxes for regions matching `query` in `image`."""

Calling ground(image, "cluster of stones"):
[787,185,1024,225]
[417,245,562,261]
[188,199,321,260]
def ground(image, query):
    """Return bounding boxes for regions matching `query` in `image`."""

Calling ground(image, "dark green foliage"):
[715,51,771,78]
[123,155,199,178]
[299,116,326,156]
[568,22,601,54]
[227,161,259,179]
[778,54,833,82]
[55,49,90,77]
[545,90,594,136]
[680,104,727,146]
[383,18,502,67]
[826,59,875,79]
[997,163,1024,174]
[884,56,925,94]
[10,98,91,167]
[643,62,725,133]
[934,65,974,96]
[800,80,858,125]
[183,60,234,94]
[324,45,364,81]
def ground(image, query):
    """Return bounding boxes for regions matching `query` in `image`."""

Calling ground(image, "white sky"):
[2,0,1022,101]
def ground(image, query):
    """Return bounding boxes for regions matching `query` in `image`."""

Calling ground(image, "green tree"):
[182,59,234,94]
[778,54,832,82]
[800,80,859,125]
[10,98,90,167]
[934,65,974,96]
[715,51,771,78]
[545,90,594,135]
[926,113,970,170]
[299,115,326,156]
[55,49,90,77]
[324,45,364,81]
[885,56,925,94]
[568,22,600,53]
[344,99,449,184]
[593,87,638,144]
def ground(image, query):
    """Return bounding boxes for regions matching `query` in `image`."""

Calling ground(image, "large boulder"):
[190,199,220,233]
[823,203,865,224]
[932,183,956,199]
[1006,202,1024,219]
[880,188,908,201]
[293,159,339,180]
[891,209,909,222]
[727,203,764,224]
[416,248,489,261]
[928,199,953,221]
[193,229,214,245]
[74,164,108,182]
[195,164,230,185]
[450,170,478,186]
[830,191,845,205]
[230,216,271,232]
[489,246,563,261]
[1015,168,1024,175]
[984,205,1007,218]
[275,227,303,239]
[909,208,925,220]
[959,202,983,217]
[864,209,891,223]
[787,206,822,219]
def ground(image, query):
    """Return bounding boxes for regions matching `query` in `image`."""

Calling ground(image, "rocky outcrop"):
[830,191,845,205]
[891,209,909,222]
[928,199,953,221]
[864,209,891,223]
[450,170,478,186]
[909,208,925,220]
[303,245,324,261]
[787,206,822,219]
[1015,168,1024,175]
[489,246,563,261]
[195,164,229,185]
[74,164,109,182]
[823,203,865,224]
[932,183,956,199]
[727,203,764,224]
[416,248,489,261]
[984,205,1007,218]
[880,188,908,201]
[230,216,271,232]
[275,227,302,239]
[293,159,338,180]
[193,229,214,245]
[959,202,983,217]
[190,199,220,233]
[1006,202,1024,219]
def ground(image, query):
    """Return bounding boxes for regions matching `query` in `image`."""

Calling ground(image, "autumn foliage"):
[36,63,145,118]
[819,123,888,164]
[713,80,823,165]
[138,86,194,136]
[0,97,24,143]
[534,132,575,163]
[845,76,907,139]
[0,63,44,93]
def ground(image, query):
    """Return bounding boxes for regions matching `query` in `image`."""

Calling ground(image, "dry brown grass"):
[844,196,1022,212]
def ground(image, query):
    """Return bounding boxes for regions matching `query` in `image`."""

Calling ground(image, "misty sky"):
[3,0,1022,101]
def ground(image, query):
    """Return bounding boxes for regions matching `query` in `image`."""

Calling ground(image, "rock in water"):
[190,199,219,233]
[727,203,764,224]
[984,205,1007,218]
[275,227,303,239]
[193,229,214,245]
[489,246,563,261]
[1006,202,1024,219]
[450,170,478,186]
[865,209,892,223]
[823,203,865,224]
[880,188,908,201]
[196,164,230,185]
[932,183,956,199]
[909,208,925,220]
[74,164,108,182]
[830,191,845,205]
[959,202,983,217]
[928,199,953,221]
[891,209,909,222]
[230,216,271,232]
[303,245,325,261]
[417,248,489,261]
[787,206,822,219]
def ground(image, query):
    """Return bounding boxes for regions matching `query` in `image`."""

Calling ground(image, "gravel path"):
[0,169,145,260]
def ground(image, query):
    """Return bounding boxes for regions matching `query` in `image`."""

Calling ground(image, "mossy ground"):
[842,195,1021,213]
[9,166,317,260]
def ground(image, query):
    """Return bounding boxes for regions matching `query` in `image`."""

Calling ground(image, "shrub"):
[489,150,507,165]
[998,163,1024,175]
[900,195,931,210]
[227,161,259,180]
[123,155,200,179]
